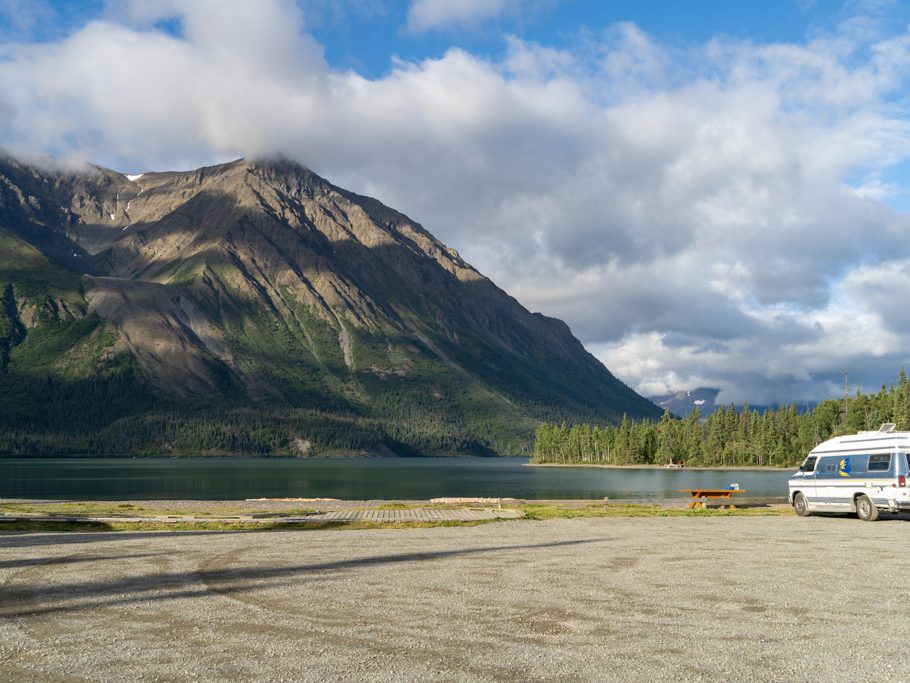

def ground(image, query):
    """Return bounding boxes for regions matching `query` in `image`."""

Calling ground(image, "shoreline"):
[0,497,793,530]
[525,462,793,471]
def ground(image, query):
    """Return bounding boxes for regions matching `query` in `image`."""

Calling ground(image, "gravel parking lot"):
[1,514,909,682]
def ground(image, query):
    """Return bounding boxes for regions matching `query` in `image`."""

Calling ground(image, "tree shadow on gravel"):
[0,538,607,619]
[0,552,166,570]
[0,529,252,550]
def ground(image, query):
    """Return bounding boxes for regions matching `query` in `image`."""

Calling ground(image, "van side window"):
[801,456,817,473]
[868,454,891,472]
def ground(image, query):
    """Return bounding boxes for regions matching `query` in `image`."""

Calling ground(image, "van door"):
[815,455,854,511]
[795,455,817,504]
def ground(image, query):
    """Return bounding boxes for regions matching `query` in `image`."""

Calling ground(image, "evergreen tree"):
[655,410,676,464]
[895,368,910,430]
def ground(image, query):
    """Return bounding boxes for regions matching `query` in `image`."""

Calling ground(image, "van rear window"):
[869,454,891,471]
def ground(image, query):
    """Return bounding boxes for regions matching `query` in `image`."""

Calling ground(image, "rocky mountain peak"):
[0,152,661,456]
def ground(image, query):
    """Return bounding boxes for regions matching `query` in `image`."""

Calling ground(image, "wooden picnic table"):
[678,488,745,509]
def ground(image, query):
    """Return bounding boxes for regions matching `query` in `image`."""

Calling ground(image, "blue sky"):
[310,1,853,77]
[3,1,902,75]
[3,0,910,404]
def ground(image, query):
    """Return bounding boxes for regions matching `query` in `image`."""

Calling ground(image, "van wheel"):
[793,493,810,517]
[856,495,879,522]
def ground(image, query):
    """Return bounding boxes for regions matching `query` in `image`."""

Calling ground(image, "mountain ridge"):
[649,387,818,418]
[0,153,661,455]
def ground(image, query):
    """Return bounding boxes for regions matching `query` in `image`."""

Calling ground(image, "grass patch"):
[0,521,115,533]
[0,501,324,518]
[0,502,794,534]
[0,518,497,533]
[0,520,265,532]
[518,502,794,520]
[2,502,143,517]
[1,502,202,517]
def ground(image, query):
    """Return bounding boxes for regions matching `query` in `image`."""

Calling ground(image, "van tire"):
[793,492,810,517]
[856,495,879,522]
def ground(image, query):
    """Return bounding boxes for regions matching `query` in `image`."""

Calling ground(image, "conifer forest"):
[532,370,910,467]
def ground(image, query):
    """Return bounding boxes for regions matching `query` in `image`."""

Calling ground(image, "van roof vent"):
[879,423,897,433]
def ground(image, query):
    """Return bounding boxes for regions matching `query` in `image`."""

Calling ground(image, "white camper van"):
[788,424,910,521]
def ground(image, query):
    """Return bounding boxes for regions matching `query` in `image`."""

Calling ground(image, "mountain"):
[649,388,721,417]
[0,153,661,456]
[649,387,818,418]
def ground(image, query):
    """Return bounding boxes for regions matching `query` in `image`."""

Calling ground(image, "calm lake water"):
[0,457,795,501]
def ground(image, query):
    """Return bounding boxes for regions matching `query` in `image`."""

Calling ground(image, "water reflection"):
[0,458,794,500]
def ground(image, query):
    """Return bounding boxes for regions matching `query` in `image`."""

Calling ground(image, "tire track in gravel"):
[196,543,603,682]
[0,550,114,670]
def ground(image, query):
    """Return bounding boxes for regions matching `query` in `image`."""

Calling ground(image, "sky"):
[2,0,910,406]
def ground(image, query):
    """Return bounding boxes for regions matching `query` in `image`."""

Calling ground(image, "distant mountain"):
[0,154,661,455]
[649,388,721,417]
[650,387,817,418]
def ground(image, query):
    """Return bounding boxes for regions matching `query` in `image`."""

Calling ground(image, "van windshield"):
[800,456,817,473]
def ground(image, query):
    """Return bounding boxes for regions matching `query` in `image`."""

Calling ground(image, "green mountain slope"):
[0,154,660,455]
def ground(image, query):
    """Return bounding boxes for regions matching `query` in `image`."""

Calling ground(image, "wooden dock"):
[295,508,522,523]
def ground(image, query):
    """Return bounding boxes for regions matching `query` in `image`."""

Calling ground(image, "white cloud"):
[405,0,519,33]
[3,0,910,403]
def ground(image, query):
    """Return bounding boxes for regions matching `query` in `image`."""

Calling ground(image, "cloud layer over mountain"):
[2,0,910,404]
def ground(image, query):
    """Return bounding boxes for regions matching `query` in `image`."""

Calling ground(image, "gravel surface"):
[1,515,909,681]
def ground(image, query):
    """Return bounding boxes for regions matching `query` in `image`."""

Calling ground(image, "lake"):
[0,458,795,501]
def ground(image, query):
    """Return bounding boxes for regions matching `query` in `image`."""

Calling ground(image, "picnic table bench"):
[678,488,745,509]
